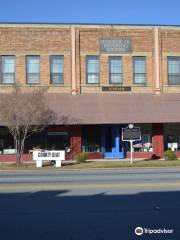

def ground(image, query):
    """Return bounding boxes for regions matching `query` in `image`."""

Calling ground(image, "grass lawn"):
[1,159,180,170]
[62,160,180,169]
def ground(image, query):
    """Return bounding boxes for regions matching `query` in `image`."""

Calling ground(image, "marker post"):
[130,140,133,164]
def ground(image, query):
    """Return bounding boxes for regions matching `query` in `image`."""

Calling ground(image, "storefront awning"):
[47,93,180,124]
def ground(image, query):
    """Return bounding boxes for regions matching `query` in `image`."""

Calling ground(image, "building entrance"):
[102,125,125,159]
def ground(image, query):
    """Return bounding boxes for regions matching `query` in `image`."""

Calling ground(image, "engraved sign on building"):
[100,37,132,54]
[102,86,131,92]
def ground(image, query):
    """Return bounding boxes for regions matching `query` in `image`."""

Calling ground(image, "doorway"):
[102,125,125,159]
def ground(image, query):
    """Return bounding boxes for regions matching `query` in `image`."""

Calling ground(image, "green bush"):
[76,153,87,163]
[164,150,177,160]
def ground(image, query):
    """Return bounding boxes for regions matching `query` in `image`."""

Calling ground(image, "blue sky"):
[0,0,180,25]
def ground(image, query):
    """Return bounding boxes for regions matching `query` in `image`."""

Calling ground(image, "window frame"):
[86,55,100,84]
[26,55,40,85]
[133,56,146,85]
[167,56,180,85]
[50,55,64,84]
[109,56,123,84]
[1,55,16,84]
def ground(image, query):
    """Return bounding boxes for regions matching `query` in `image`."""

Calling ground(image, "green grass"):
[1,159,180,170]
[62,160,180,169]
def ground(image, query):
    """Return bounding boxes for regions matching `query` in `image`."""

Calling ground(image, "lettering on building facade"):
[80,30,152,38]
[102,86,131,92]
[100,37,132,53]
[0,29,70,37]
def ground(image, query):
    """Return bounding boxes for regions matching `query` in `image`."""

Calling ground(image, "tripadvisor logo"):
[135,226,174,236]
[135,227,143,236]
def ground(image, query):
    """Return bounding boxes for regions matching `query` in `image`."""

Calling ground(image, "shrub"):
[76,152,87,163]
[164,150,177,160]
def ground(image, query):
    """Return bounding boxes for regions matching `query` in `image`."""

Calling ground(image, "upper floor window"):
[50,56,64,84]
[26,56,40,84]
[86,56,99,84]
[133,56,146,84]
[1,56,15,84]
[109,56,122,84]
[168,57,180,85]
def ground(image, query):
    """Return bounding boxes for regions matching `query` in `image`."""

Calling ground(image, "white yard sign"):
[33,150,65,168]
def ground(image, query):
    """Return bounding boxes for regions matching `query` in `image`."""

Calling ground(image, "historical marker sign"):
[100,37,132,54]
[122,125,141,164]
[122,127,141,141]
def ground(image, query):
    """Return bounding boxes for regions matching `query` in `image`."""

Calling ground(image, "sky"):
[0,0,180,25]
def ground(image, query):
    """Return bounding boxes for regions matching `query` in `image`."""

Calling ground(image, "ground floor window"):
[0,127,70,154]
[82,125,102,152]
[24,129,69,152]
[82,124,153,154]
[127,124,153,152]
[0,127,14,153]
[164,123,180,151]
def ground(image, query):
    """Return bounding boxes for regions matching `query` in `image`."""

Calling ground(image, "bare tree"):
[0,87,56,165]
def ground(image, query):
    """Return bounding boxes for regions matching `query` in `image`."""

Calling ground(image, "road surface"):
[0,168,180,239]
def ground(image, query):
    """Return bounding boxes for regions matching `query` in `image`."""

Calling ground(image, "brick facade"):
[0,23,180,160]
[0,24,180,94]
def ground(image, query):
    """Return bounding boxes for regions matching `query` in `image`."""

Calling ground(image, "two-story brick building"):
[0,23,180,161]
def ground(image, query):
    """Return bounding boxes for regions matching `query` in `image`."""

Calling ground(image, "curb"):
[1,166,180,172]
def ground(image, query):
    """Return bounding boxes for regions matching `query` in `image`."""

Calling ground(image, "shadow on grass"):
[0,190,180,240]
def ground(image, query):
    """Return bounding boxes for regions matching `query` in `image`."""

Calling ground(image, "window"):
[86,56,99,84]
[26,56,40,84]
[82,126,102,153]
[1,56,15,84]
[133,56,146,84]
[50,56,64,84]
[126,124,152,153]
[109,57,122,84]
[164,123,180,151]
[168,57,180,85]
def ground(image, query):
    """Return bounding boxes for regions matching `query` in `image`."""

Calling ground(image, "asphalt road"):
[0,168,180,240]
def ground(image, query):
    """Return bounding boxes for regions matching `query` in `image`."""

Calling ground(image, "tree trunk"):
[14,132,27,165]
[15,138,21,165]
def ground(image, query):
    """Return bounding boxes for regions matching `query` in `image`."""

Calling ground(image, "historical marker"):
[122,124,141,164]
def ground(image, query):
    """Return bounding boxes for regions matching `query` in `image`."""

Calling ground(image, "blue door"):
[101,126,125,159]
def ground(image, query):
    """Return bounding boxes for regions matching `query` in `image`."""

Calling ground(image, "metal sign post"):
[130,140,133,164]
[122,124,141,164]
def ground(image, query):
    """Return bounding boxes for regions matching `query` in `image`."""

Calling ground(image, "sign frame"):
[122,127,141,141]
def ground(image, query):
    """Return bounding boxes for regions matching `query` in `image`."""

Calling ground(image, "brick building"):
[0,23,180,161]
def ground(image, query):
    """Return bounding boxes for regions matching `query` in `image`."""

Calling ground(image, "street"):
[0,168,180,239]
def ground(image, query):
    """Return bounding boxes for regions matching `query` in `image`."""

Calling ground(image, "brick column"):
[71,26,77,95]
[152,123,164,159]
[70,125,82,160]
[154,27,161,94]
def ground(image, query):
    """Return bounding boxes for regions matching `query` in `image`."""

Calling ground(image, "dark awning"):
[46,93,180,124]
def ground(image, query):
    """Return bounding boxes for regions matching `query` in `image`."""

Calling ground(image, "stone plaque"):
[100,37,132,54]
[102,86,131,92]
